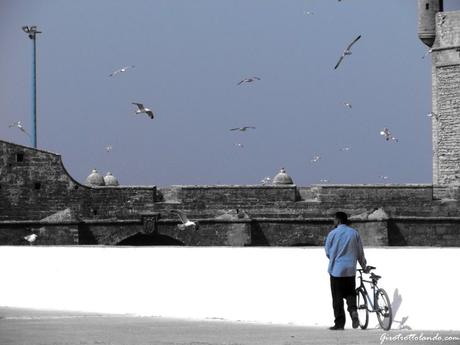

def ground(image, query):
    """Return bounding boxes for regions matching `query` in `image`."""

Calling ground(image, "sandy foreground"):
[0,307,459,345]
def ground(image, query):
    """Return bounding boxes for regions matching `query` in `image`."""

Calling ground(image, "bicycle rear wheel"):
[376,288,392,330]
[356,288,369,329]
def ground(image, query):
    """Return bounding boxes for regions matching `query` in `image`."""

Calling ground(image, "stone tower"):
[418,1,460,186]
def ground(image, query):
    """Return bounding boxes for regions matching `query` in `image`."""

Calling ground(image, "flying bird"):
[9,121,30,137]
[304,11,314,15]
[237,77,261,85]
[311,154,321,163]
[261,177,272,185]
[105,145,112,153]
[230,126,256,132]
[319,179,329,183]
[379,175,389,180]
[132,103,154,119]
[170,210,199,231]
[109,65,135,77]
[344,102,352,109]
[380,127,399,142]
[234,143,244,148]
[334,35,362,70]
[422,48,432,59]
[427,112,439,119]
[24,233,37,244]
[339,146,351,152]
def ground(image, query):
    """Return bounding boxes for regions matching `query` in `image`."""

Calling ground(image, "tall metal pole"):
[32,34,37,148]
[22,25,41,148]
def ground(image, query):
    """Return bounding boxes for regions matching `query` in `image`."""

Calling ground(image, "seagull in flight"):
[169,210,199,231]
[319,179,329,183]
[261,176,272,185]
[379,175,389,180]
[304,11,314,15]
[380,127,399,142]
[311,154,321,163]
[427,112,439,120]
[237,77,261,85]
[334,35,362,70]
[105,145,112,153]
[132,103,154,119]
[109,65,135,77]
[234,143,244,148]
[339,146,351,152]
[344,102,352,109]
[422,48,433,59]
[230,126,256,132]
[24,233,37,244]
[9,121,30,137]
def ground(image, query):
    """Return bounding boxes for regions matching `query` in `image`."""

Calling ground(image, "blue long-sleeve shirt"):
[325,224,367,277]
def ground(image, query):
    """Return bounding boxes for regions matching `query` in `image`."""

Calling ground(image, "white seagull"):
[230,126,256,132]
[237,77,261,85]
[261,176,272,185]
[304,11,314,15]
[334,35,362,70]
[109,65,135,77]
[234,143,244,148]
[105,145,112,153]
[311,154,321,163]
[170,210,199,231]
[132,103,154,119]
[9,121,30,137]
[427,112,439,120]
[339,146,351,152]
[344,102,352,109]
[24,233,37,244]
[422,48,432,59]
[380,127,399,142]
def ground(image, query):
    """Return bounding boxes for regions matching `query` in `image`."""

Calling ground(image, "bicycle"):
[356,265,393,331]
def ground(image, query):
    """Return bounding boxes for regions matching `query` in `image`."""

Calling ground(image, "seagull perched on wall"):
[237,77,261,85]
[334,35,361,70]
[380,127,399,142]
[132,103,154,119]
[170,210,199,231]
[230,126,256,132]
[109,65,135,77]
[8,121,30,137]
[24,233,37,245]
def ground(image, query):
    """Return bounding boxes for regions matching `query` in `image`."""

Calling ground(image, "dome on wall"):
[272,168,294,185]
[85,169,105,186]
[104,172,119,186]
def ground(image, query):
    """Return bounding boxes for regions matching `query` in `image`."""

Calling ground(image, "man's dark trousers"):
[330,275,357,328]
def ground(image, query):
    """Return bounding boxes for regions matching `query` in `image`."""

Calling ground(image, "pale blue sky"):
[1,1,460,186]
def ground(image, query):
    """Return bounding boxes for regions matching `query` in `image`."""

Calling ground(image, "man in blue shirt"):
[325,211,367,330]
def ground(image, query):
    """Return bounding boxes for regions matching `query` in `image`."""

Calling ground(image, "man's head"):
[334,211,348,226]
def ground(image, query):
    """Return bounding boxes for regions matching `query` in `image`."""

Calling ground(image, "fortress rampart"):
[1,140,460,246]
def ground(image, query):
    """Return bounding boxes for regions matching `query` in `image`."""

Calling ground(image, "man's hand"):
[363,266,371,273]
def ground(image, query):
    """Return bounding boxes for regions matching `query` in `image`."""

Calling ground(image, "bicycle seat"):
[370,273,381,280]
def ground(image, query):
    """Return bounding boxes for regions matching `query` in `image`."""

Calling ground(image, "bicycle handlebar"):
[357,265,376,273]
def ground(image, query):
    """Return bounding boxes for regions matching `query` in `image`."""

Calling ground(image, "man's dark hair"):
[335,211,348,224]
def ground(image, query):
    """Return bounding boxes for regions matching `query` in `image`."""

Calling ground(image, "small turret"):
[417,0,443,47]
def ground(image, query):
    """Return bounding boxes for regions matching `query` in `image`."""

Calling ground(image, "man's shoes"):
[329,325,344,330]
[351,311,359,329]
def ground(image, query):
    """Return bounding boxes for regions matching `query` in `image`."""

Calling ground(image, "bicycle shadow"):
[391,288,412,330]
[372,288,411,330]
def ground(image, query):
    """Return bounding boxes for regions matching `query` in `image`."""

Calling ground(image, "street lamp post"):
[22,25,41,148]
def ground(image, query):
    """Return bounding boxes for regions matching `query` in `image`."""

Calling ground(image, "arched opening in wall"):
[116,233,185,246]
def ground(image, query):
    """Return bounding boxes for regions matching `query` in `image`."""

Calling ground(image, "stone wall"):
[1,139,460,246]
[432,11,460,185]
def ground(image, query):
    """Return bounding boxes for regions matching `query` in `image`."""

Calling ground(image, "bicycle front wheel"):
[376,288,392,330]
[356,288,369,329]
